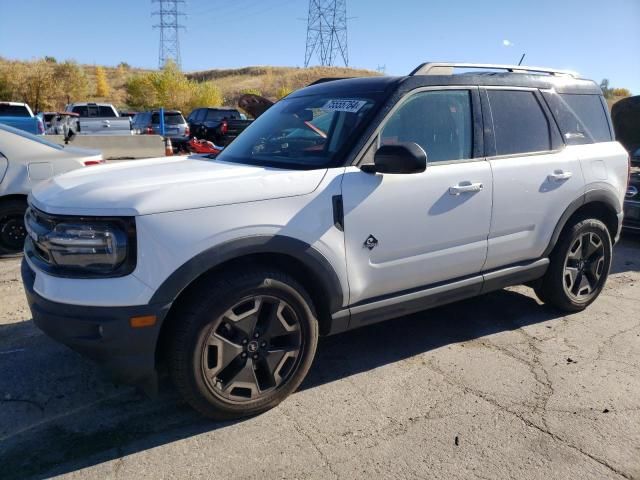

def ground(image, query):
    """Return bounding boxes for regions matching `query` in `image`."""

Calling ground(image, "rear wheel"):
[535,218,612,312]
[168,269,318,419]
[0,198,28,257]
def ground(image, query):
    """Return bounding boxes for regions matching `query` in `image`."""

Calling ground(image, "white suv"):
[22,63,629,419]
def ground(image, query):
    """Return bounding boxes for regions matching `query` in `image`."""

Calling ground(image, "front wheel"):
[168,269,319,419]
[0,198,28,257]
[535,218,612,312]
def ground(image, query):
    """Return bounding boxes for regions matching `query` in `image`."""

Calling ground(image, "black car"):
[186,107,253,146]
[611,95,640,232]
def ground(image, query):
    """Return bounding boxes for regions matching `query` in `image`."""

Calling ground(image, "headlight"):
[25,208,136,277]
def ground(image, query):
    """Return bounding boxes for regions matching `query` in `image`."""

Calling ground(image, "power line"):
[304,0,349,67]
[152,0,186,69]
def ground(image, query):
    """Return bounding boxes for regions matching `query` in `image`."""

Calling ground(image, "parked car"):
[0,123,102,255]
[42,112,57,130]
[0,102,45,135]
[64,102,132,135]
[132,110,189,151]
[119,111,138,119]
[186,107,252,146]
[45,112,80,137]
[611,95,640,232]
[22,62,628,419]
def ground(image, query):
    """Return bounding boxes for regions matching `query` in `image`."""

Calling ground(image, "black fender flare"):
[149,235,345,313]
[542,188,622,257]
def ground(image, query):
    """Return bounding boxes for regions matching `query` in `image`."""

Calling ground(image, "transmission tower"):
[152,0,186,68]
[304,0,349,67]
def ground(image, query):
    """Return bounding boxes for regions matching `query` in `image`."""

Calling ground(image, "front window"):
[217,94,379,168]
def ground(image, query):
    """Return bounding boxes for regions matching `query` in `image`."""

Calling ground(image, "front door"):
[342,88,493,305]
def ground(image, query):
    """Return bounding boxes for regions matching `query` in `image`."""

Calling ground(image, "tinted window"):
[0,104,31,117]
[98,106,117,117]
[71,106,88,116]
[381,90,473,163]
[560,94,611,143]
[206,109,239,121]
[488,90,550,155]
[151,112,185,125]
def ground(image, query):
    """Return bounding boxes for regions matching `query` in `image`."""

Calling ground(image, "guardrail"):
[49,135,166,160]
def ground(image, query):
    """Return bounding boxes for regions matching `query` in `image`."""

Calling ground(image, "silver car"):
[0,124,103,255]
[132,110,189,151]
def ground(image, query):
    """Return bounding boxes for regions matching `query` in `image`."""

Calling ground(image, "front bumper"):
[21,259,171,391]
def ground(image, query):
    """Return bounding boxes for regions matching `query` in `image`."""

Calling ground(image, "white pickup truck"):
[64,102,132,135]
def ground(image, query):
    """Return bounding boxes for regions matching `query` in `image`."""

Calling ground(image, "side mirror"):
[361,142,427,174]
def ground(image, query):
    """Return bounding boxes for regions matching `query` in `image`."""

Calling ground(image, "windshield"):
[217,94,378,168]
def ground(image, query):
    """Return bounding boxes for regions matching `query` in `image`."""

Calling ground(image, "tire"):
[535,217,612,312]
[168,269,319,420]
[0,198,28,257]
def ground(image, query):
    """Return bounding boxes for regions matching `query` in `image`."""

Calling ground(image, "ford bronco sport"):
[22,63,629,419]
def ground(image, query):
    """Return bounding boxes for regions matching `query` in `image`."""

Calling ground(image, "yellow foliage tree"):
[95,66,110,97]
[126,61,223,114]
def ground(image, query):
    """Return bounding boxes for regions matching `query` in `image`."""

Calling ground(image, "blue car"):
[0,102,45,135]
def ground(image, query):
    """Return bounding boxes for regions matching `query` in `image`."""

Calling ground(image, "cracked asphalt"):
[0,236,639,480]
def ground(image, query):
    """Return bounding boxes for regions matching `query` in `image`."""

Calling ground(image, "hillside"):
[186,66,380,103]
[0,58,379,112]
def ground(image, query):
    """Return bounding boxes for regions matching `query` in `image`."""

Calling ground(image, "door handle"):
[449,182,483,195]
[548,170,572,182]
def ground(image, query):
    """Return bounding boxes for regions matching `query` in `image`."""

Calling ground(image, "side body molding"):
[542,188,622,257]
[149,235,345,313]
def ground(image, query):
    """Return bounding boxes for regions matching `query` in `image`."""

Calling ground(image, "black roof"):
[291,72,601,98]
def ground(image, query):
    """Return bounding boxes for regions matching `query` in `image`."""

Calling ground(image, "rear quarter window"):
[545,93,612,144]
[487,90,551,156]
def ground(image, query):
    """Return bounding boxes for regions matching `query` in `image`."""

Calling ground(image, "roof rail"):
[409,62,577,78]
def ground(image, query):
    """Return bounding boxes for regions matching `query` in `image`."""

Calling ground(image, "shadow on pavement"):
[610,234,640,274]
[0,287,565,479]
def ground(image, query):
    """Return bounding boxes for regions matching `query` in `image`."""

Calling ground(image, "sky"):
[0,0,638,93]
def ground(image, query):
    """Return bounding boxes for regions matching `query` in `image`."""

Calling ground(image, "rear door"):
[342,87,492,305]
[482,88,584,270]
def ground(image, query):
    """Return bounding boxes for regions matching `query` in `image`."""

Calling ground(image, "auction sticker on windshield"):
[321,99,367,113]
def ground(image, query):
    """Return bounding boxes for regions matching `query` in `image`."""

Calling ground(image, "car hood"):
[30,156,327,216]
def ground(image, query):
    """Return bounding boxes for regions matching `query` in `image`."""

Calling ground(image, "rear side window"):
[71,106,88,116]
[98,106,117,117]
[0,104,30,117]
[381,90,473,163]
[487,90,551,155]
[544,93,612,144]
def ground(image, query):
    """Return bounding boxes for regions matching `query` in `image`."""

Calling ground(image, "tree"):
[54,61,88,106]
[611,87,632,98]
[600,79,611,99]
[95,66,110,97]
[125,60,223,113]
[8,59,57,112]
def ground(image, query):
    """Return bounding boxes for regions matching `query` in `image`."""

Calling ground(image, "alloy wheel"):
[562,232,606,301]
[201,295,303,403]
[0,215,27,252]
